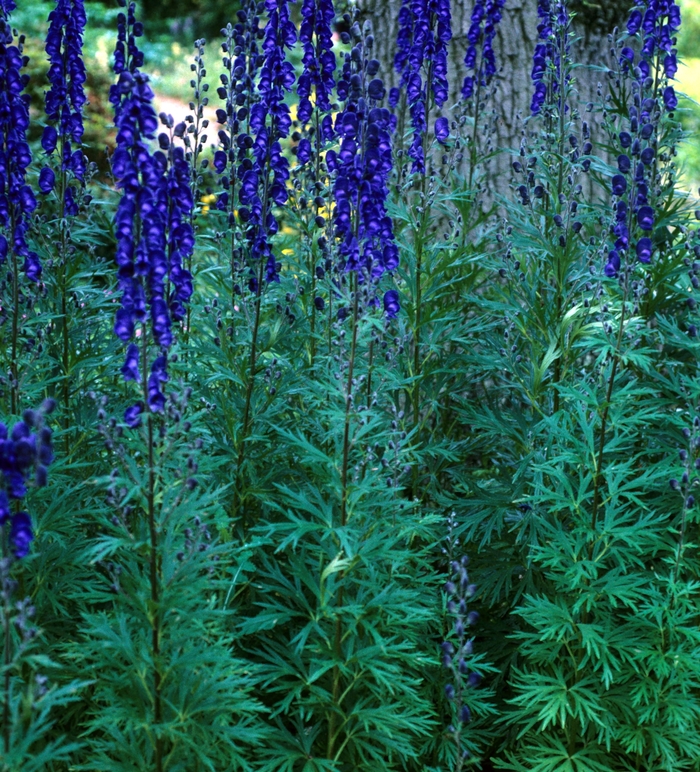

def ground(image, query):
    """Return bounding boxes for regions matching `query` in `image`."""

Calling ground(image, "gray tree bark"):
[358,0,630,185]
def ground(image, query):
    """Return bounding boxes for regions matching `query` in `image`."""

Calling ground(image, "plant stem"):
[467,75,483,194]
[142,334,163,772]
[340,274,359,529]
[411,57,435,497]
[10,217,19,417]
[2,536,10,757]
[590,286,628,537]
[231,110,277,530]
[59,165,71,454]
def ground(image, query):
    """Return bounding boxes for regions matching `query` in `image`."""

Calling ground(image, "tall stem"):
[340,274,359,529]
[231,108,277,529]
[59,165,71,453]
[2,536,10,757]
[411,59,435,496]
[467,76,483,194]
[232,256,266,530]
[327,273,359,760]
[552,24,568,414]
[590,285,628,538]
[10,230,19,417]
[142,334,163,772]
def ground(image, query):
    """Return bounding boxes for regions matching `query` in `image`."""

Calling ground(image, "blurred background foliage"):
[12,0,700,185]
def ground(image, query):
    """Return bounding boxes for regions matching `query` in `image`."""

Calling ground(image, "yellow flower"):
[199,193,217,216]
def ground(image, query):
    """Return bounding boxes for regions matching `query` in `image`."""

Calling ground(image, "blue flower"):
[608,0,681,273]
[435,116,450,143]
[611,175,627,196]
[383,289,401,318]
[636,237,653,263]
[10,512,32,558]
[604,250,620,277]
[124,401,144,428]
[110,3,194,397]
[0,20,42,280]
[529,0,569,116]
[43,0,87,211]
[121,343,140,382]
[39,166,56,194]
[297,0,336,124]
[226,0,297,287]
[441,523,480,761]
[393,0,452,172]
[637,205,654,231]
[327,30,399,302]
[462,0,506,100]
[0,408,54,560]
[663,85,677,110]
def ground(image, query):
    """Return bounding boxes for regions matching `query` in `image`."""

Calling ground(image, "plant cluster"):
[0,0,699,770]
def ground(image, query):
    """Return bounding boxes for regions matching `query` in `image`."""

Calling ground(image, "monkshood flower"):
[394,0,452,172]
[628,0,681,103]
[327,32,399,307]
[0,0,16,17]
[0,401,55,559]
[383,289,400,318]
[530,0,569,115]
[394,0,413,83]
[110,1,194,422]
[441,514,481,765]
[297,0,337,124]
[604,0,681,277]
[40,0,87,203]
[214,1,264,216]
[234,0,296,287]
[0,20,41,281]
[462,0,506,100]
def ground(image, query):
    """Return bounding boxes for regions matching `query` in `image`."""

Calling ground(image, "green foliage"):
[3,1,700,771]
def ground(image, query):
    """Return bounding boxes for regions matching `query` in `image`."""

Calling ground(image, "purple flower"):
[42,125,58,154]
[636,237,653,263]
[637,205,654,231]
[124,401,144,428]
[462,0,506,100]
[43,0,87,192]
[604,249,621,277]
[441,518,481,762]
[393,0,452,172]
[663,85,677,110]
[612,174,627,196]
[0,408,54,560]
[627,9,643,34]
[383,289,401,318]
[110,4,194,396]
[10,512,32,558]
[435,116,450,144]
[664,53,677,78]
[227,0,297,287]
[297,0,336,124]
[329,38,398,288]
[529,1,569,115]
[121,343,140,382]
[618,154,631,173]
[39,166,56,194]
[0,20,42,280]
